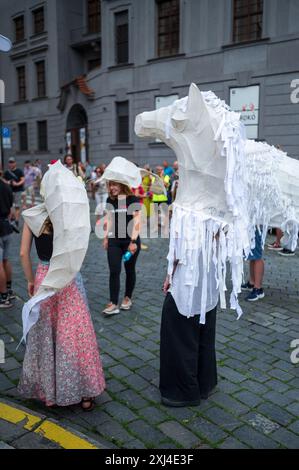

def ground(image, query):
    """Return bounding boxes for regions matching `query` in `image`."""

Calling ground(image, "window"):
[115,11,129,64]
[16,66,26,101]
[37,120,48,151]
[18,123,28,151]
[87,57,101,71]
[230,85,260,139]
[33,7,45,35]
[157,0,179,57]
[36,60,46,97]
[233,0,263,43]
[87,0,101,33]
[116,101,129,143]
[14,15,25,42]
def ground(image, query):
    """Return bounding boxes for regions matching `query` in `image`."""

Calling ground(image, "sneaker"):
[141,243,148,250]
[120,297,132,310]
[246,288,265,302]
[241,281,254,291]
[277,248,295,257]
[0,298,13,309]
[267,241,283,251]
[8,289,16,300]
[102,303,120,315]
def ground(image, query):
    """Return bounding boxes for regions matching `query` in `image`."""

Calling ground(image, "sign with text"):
[230,85,260,139]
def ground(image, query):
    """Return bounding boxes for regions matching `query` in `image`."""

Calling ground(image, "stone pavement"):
[0,217,298,449]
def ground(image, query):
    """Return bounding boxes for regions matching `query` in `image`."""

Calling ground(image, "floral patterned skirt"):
[18,263,106,407]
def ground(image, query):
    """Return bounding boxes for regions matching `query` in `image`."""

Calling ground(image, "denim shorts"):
[0,235,11,262]
[247,229,263,260]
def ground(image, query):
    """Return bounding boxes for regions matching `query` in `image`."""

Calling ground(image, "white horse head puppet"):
[135,83,299,322]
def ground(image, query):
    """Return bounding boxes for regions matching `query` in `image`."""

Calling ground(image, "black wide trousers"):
[159,293,217,402]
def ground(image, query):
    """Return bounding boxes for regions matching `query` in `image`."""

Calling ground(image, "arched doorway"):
[66,104,88,163]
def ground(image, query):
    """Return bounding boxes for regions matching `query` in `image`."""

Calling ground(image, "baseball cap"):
[8,157,16,163]
[0,34,12,52]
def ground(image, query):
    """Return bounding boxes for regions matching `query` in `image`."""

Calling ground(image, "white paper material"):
[20,160,90,342]
[99,156,142,188]
[135,83,299,322]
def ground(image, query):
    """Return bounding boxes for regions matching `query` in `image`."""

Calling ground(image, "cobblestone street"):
[0,216,298,449]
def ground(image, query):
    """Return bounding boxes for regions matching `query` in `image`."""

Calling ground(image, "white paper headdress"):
[20,160,90,343]
[99,156,142,188]
[135,83,299,323]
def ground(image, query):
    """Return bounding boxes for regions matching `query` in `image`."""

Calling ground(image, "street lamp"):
[0,34,12,170]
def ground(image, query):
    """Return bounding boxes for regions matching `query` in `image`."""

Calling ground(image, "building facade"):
[0,0,299,170]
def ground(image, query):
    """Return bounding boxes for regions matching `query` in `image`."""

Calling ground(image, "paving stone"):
[109,364,133,379]
[128,420,168,447]
[136,365,157,382]
[0,357,21,372]
[96,419,134,446]
[267,379,291,393]
[286,402,299,417]
[210,392,250,415]
[120,355,144,370]
[257,403,295,426]
[289,420,299,435]
[202,406,241,431]
[218,366,247,384]
[159,421,200,448]
[0,441,14,449]
[103,401,138,423]
[0,419,27,441]
[263,391,291,407]
[11,431,62,449]
[244,412,280,435]
[219,437,249,449]
[233,390,264,408]
[139,406,169,425]
[118,389,149,410]
[270,368,295,382]
[233,425,279,449]
[186,416,228,444]
[270,428,299,449]
[123,373,150,392]
[0,374,14,391]
[106,378,127,393]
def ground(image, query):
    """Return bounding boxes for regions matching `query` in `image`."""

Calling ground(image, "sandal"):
[80,397,95,412]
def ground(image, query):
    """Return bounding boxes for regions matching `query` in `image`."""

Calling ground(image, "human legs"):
[249,259,264,289]
[107,243,123,305]
[160,293,217,406]
[124,241,140,299]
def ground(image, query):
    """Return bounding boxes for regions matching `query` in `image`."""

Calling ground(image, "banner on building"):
[230,85,260,139]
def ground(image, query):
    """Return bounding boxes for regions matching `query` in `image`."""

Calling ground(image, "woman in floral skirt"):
[18,161,105,411]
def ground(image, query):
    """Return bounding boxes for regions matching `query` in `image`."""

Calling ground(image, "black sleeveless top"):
[34,233,53,261]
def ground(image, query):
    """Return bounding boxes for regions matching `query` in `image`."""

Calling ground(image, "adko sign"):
[230,85,260,140]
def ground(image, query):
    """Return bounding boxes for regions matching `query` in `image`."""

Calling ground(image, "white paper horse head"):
[135,83,299,322]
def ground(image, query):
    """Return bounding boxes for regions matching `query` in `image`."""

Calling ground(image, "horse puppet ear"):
[186,83,209,129]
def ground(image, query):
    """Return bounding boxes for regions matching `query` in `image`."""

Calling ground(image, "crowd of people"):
[0,153,297,412]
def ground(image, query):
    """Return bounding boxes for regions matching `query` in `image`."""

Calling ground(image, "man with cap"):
[4,157,25,229]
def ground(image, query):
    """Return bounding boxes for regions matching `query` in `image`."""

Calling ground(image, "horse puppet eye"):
[170,108,187,132]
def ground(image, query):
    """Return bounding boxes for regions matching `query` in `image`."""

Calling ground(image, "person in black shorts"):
[4,157,25,229]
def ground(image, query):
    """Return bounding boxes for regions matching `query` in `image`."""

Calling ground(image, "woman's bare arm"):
[20,223,34,296]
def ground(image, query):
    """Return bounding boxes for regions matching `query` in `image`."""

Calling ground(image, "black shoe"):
[277,248,295,257]
[8,289,16,300]
[161,396,200,407]
[0,298,13,309]
[200,386,217,400]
